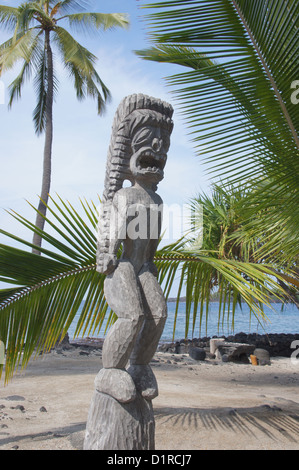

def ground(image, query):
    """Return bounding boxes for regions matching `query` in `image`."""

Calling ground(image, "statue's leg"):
[84,261,155,449]
[96,260,145,403]
[102,260,144,369]
[128,268,167,399]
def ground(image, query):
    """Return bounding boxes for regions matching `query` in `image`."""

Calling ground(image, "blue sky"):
[0,0,212,251]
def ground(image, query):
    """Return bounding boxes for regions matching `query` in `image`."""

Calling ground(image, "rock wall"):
[158,332,299,358]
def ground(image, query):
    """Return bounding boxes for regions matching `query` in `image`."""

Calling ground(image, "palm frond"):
[53,24,97,71]
[52,0,89,15]
[232,0,299,146]
[137,0,299,264]
[0,196,106,382]
[138,0,299,174]
[155,239,289,339]
[32,35,59,134]
[32,45,47,134]
[53,25,111,113]
[61,12,129,33]
[16,2,51,30]
[0,194,294,382]
[0,27,40,75]
[6,29,45,113]
[0,5,18,31]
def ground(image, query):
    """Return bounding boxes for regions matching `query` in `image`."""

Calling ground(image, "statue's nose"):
[152,138,162,152]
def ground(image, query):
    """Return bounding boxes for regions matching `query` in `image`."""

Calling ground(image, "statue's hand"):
[103,254,119,275]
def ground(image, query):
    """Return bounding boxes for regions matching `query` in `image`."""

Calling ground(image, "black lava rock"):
[189,346,206,361]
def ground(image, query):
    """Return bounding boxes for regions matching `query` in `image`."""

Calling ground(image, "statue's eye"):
[132,127,155,147]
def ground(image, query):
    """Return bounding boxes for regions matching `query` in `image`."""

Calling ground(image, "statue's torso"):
[114,186,163,273]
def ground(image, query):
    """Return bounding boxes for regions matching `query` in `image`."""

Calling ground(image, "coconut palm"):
[0,0,129,253]
[0,194,290,382]
[137,0,299,265]
[189,180,299,306]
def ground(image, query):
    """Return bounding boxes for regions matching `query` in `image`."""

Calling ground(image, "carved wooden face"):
[130,125,171,185]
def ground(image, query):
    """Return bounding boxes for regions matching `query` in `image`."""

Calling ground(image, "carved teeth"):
[137,151,165,172]
[136,157,164,174]
[137,166,162,173]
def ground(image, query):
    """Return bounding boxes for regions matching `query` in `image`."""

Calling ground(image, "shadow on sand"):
[154,400,299,446]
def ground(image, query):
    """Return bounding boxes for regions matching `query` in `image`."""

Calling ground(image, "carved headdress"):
[96,94,173,274]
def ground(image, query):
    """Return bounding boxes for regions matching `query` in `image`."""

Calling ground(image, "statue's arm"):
[102,191,127,275]
[146,199,163,277]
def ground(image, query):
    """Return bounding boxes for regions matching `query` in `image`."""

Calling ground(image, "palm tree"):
[137,0,299,266]
[0,0,129,253]
[0,194,290,382]
[189,180,299,306]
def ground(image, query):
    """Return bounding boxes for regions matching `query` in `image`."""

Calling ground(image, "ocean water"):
[68,301,299,342]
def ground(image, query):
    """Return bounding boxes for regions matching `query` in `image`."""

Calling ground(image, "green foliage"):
[0,195,292,382]
[0,0,129,133]
[137,0,299,262]
[0,196,104,382]
[157,180,298,340]
[0,0,129,250]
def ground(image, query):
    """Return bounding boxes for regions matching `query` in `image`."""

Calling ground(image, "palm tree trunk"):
[32,29,53,255]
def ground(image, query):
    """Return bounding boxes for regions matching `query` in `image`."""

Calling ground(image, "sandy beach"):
[0,343,299,451]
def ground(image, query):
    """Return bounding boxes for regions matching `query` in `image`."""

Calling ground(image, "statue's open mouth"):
[136,152,166,174]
